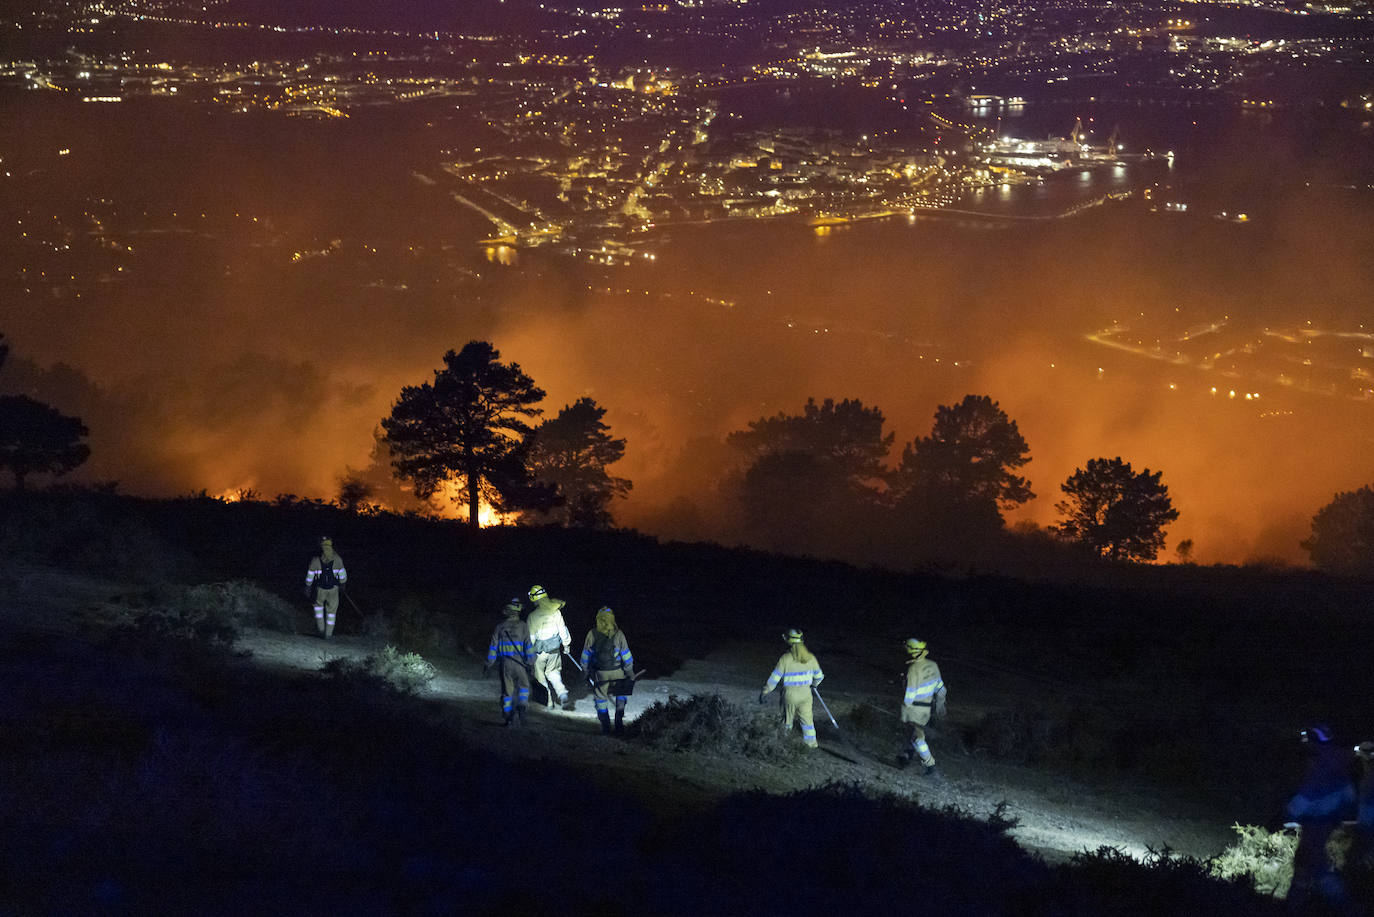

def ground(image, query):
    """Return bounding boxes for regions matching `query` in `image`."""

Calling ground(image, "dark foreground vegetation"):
[1,487,1371,913]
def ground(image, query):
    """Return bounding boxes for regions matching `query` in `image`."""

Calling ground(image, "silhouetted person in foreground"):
[759,629,824,750]
[1285,725,1357,911]
[897,637,947,777]
[484,598,533,727]
[580,606,635,736]
[304,536,347,639]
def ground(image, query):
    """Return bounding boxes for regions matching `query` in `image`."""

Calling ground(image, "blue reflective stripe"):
[765,670,782,690]
[903,688,918,703]
[780,673,816,686]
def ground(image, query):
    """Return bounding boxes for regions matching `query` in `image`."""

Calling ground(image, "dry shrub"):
[629,693,802,761]
[177,581,298,634]
[320,645,436,695]
[1209,824,1296,898]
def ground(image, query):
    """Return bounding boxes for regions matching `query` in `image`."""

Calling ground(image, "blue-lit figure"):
[485,598,533,727]
[1285,725,1356,909]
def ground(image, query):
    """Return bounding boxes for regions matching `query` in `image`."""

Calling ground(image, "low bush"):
[1062,845,1284,914]
[670,783,1049,915]
[1209,823,1295,898]
[177,580,298,634]
[319,645,437,695]
[629,693,803,761]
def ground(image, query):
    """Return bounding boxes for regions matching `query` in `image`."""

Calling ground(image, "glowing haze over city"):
[3,0,1373,565]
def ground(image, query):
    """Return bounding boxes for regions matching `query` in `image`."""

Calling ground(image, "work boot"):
[896,750,914,770]
[923,763,939,778]
[561,695,575,712]
[516,705,528,727]
[613,709,625,736]
[597,710,612,735]
[503,714,515,728]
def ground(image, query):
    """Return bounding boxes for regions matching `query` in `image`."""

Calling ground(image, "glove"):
[482,664,492,678]
[303,584,312,598]
[935,700,948,719]
[758,692,769,705]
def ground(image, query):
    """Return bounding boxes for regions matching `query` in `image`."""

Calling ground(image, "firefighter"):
[580,607,635,736]
[897,638,946,776]
[759,628,824,749]
[526,584,573,711]
[484,598,533,727]
[303,536,347,639]
[1285,724,1357,910]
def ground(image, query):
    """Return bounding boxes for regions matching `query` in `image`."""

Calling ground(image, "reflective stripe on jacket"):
[581,629,633,674]
[305,554,347,589]
[487,619,532,666]
[764,651,823,694]
[901,657,945,725]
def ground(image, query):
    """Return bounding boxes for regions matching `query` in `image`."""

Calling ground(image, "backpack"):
[316,559,339,590]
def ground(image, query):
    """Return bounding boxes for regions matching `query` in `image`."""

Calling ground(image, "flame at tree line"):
[3,45,1372,564]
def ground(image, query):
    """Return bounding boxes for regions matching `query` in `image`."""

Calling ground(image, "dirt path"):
[244,626,1239,864]
[0,561,1238,865]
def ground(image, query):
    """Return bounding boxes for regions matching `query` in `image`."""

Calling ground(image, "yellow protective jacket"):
[763,649,824,701]
[527,598,571,655]
[900,656,945,726]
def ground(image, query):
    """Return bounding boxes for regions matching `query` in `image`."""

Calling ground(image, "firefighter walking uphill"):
[581,607,635,736]
[897,638,946,776]
[304,536,347,639]
[759,628,824,749]
[526,585,574,711]
[485,598,534,727]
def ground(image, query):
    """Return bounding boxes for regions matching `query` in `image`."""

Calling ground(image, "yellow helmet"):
[783,628,804,645]
[503,598,523,617]
[904,638,928,658]
[596,606,617,635]
[528,585,547,601]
